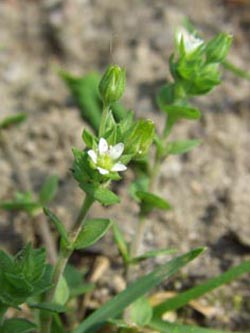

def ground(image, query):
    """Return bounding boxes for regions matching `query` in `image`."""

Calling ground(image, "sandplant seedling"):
[0,26,249,333]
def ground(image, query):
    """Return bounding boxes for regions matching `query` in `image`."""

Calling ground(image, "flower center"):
[97,154,113,170]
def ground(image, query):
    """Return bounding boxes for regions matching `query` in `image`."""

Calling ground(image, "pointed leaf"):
[43,207,69,243]
[0,113,27,130]
[74,219,112,250]
[162,105,201,120]
[72,247,204,333]
[93,187,120,206]
[60,71,102,132]
[130,248,176,264]
[136,191,172,214]
[1,318,36,333]
[166,139,201,155]
[39,175,59,205]
[28,302,66,313]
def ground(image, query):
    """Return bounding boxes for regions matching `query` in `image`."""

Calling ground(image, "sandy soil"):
[0,0,249,330]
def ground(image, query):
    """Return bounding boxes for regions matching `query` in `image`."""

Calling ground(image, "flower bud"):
[99,65,126,106]
[206,33,232,63]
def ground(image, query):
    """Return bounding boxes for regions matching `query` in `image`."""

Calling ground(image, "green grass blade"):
[153,261,250,317]
[149,318,241,333]
[72,247,204,333]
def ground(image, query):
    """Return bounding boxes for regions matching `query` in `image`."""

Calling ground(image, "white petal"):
[98,138,108,155]
[87,150,97,164]
[109,143,124,160]
[97,167,109,175]
[111,162,127,172]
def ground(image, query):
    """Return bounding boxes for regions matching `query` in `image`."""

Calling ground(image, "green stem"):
[40,194,94,333]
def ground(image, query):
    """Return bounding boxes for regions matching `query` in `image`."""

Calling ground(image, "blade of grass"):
[153,261,250,317]
[73,248,204,333]
[149,318,241,333]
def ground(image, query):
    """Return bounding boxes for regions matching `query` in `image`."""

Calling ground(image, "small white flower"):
[88,138,127,175]
[177,29,203,54]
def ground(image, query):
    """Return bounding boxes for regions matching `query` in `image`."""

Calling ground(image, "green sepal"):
[0,113,27,130]
[43,207,69,244]
[98,65,126,106]
[136,191,172,215]
[39,175,59,206]
[124,119,155,159]
[166,139,201,155]
[73,218,113,250]
[72,148,100,187]
[205,32,232,64]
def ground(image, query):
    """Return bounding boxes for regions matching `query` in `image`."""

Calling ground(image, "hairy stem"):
[40,194,94,333]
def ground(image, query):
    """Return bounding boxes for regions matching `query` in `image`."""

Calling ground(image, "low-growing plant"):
[0,26,249,333]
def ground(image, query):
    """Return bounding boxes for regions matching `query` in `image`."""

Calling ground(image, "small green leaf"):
[130,296,153,326]
[1,318,36,333]
[72,247,204,333]
[28,302,66,313]
[82,129,97,148]
[0,201,40,212]
[93,187,120,206]
[0,113,27,130]
[43,207,69,243]
[54,276,70,306]
[112,223,129,262]
[162,105,201,120]
[74,219,112,250]
[166,139,201,155]
[70,283,95,298]
[39,175,59,205]
[136,191,172,214]
[0,192,40,215]
[60,71,102,133]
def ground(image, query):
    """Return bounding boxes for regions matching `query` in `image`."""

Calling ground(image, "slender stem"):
[128,214,146,261]
[126,118,168,282]
[40,194,94,333]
